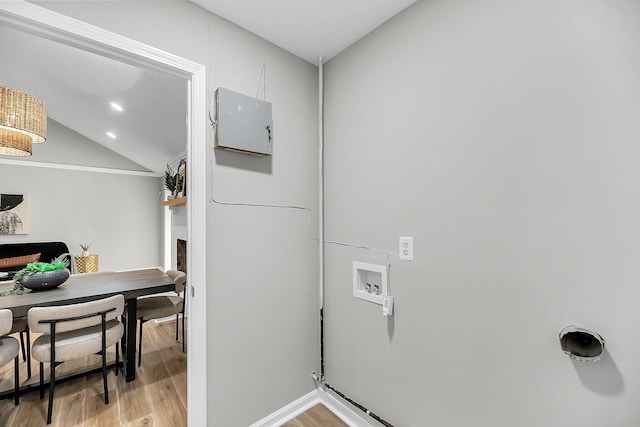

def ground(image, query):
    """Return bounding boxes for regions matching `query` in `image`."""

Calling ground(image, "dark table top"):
[0,268,175,317]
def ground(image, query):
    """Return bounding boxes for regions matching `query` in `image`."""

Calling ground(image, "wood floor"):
[0,319,349,426]
[282,404,348,427]
[0,320,187,426]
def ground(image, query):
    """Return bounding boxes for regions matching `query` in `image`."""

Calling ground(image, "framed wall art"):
[174,159,186,198]
[0,194,29,235]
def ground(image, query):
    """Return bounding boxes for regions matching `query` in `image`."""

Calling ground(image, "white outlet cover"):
[399,236,413,260]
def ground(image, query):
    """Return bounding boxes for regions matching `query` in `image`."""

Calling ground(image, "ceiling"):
[0,1,417,173]
[193,0,418,64]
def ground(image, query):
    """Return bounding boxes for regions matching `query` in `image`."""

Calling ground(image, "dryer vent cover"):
[559,326,605,362]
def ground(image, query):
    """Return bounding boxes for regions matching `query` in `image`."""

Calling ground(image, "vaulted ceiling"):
[0,24,187,174]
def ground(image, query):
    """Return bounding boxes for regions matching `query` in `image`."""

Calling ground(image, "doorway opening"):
[0,2,208,424]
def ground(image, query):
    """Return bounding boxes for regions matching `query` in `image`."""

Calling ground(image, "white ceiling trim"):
[0,158,162,177]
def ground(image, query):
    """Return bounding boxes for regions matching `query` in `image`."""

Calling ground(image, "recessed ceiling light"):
[106,132,117,139]
[110,102,123,112]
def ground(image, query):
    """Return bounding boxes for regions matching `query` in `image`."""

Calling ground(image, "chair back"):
[166,270,187,294]
[28,294,124,334]
[0,309,12,336]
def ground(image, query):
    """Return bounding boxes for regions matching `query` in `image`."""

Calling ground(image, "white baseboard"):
[249,389,320,427]
[249,386,374,427]
[317,388,374,427]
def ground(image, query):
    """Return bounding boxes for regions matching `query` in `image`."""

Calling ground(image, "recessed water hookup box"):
[353,262,388,305]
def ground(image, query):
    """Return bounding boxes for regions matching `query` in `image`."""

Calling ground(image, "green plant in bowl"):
[1,256,70,296]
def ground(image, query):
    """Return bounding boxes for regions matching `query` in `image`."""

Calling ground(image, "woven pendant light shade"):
[0,129,32,156]
[0,85,47,156]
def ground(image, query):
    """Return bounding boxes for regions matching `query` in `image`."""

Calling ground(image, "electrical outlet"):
[399,236,413,261]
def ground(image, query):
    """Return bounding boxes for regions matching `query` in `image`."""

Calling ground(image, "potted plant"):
[1,256,70,295]
[164,164,177,199]
[79,242,92,256]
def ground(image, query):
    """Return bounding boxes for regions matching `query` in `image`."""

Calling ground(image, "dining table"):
[0,267,175,383]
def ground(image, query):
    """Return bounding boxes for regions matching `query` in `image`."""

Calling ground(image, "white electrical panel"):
[215,87,273,156]
[353,262,388,305]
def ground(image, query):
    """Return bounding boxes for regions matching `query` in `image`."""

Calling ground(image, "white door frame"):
[0,2,208,424]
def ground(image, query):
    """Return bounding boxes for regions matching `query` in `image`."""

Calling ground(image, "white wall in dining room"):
[0,165,162,271]
[169,204,187,270]
[35,2,320,426]
[0,119,163,270]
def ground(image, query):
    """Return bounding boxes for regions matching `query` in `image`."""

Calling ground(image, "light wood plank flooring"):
[0,320,186,426]
[282,404,348,427]
[0,320,348,426]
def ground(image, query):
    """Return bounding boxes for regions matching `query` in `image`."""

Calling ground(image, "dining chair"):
[28,294,124,425]
[9,317,31,378]
[0,309,20,406]
[59,253,77,274]
[133,270,186,366]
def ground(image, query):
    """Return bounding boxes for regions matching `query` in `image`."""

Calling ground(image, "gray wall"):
[36,2,320,426]
[323,0,640,426]
[0,165,162,271]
